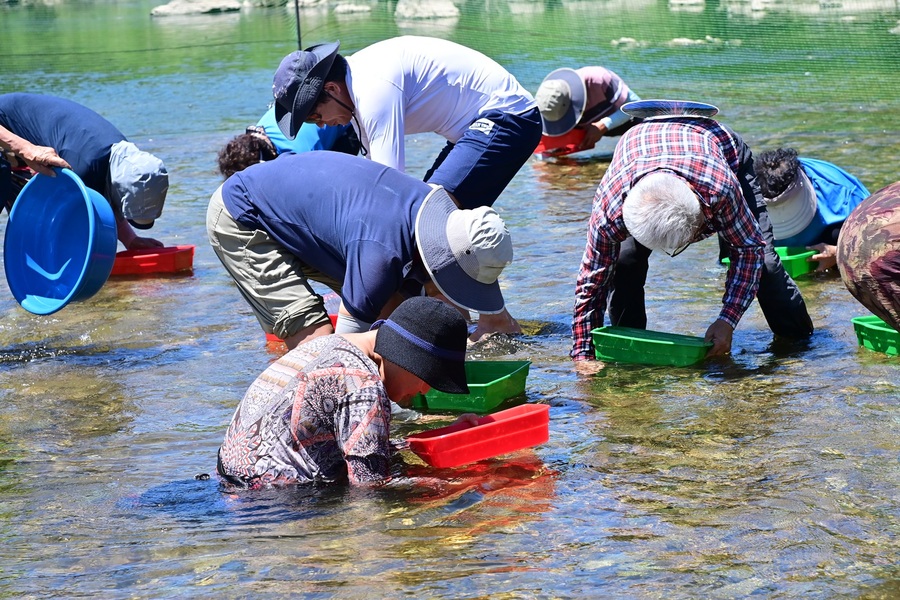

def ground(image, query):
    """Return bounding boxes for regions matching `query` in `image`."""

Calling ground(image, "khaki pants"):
[206,185,340,338]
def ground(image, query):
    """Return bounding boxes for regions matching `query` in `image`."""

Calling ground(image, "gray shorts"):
[206,185,341,338]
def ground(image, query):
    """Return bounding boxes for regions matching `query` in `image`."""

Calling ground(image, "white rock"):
[395,0,460,19]
[151,0,242,17]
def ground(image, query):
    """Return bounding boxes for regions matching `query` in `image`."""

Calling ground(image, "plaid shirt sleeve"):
[703,133,766,328]
[713,186,765,327]
[571,184,627,360]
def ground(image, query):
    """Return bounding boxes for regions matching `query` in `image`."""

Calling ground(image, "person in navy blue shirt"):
[216,106,359,178]
[206,151,515,349]
[0,93,169,249]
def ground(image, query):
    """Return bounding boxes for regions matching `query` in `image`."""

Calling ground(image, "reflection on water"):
[1,0,899,597]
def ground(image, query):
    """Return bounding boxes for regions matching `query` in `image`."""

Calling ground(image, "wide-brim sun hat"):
[373,296,469,394]
[109,141,168,230]
[535,67,587,136]
[273,40,340,139]
[765,168,818,239]
[415,186,512,315]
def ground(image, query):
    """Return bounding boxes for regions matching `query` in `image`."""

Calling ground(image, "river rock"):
[395,0,460,19]
[151,0,242,16]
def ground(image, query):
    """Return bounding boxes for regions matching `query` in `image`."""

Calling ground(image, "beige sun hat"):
[535,68,587,136]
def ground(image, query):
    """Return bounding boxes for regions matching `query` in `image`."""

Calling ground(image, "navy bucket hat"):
[273,41,340,139]
[373,296,469,394]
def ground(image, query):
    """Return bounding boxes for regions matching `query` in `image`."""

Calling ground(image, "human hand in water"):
[576,122,606,151]
[453,413,481,428]
[470,308,521,342]
[574,359,606,375]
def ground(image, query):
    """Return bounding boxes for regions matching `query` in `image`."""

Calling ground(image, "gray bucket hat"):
[108,141,168,230]
[415,186,513,315]
[535,67,587,136]
[273,40,341,140]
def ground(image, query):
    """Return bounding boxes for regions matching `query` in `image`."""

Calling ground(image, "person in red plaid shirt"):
[572,115,814,371]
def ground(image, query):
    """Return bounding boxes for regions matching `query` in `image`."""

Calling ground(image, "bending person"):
[572,109,814,372]
[271,37,541,339]
[837,180,900,331]
[754,147,870,271]
[0,93,169,249]
[207,151,513,349]
[217,296,471,488]
[535,66,642,152]
[217,106,359,178]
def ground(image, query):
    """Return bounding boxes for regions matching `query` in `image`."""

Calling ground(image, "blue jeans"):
[424,107,542,209]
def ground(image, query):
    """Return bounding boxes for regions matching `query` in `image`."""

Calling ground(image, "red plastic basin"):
[406,403,550,468]
[534,129,586,157]
[110,245,195,276]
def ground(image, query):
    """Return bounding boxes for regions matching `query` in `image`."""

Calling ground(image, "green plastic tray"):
[851,315,900,356]
[411,360,531,414]
[722,246,817,278]
[592,326,712,367]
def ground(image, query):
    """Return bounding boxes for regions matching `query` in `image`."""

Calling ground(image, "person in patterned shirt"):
[217,296,471,488]
[572,115,814,372]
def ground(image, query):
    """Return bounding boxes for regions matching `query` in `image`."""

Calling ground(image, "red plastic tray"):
[110,245,195,276]
[265,314,338,343]
[406,403,549,468]
[534,129,586,157]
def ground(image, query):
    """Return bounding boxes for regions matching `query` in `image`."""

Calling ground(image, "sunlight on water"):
[0,0,898,597]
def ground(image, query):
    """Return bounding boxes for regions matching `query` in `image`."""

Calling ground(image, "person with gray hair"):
[572,109,814,371]
[621,172,705,253]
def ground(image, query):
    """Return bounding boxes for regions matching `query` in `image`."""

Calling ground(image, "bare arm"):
[0,125,71,176]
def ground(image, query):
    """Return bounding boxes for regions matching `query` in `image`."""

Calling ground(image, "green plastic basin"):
[851,315,899,356]
[722,246,817,278]
[412,360,531,414]
[592,326,712,367]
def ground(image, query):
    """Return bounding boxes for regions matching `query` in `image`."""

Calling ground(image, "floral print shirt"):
[217,335,392,488]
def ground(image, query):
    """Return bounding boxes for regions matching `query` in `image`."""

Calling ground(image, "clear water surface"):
[0,1,898,597]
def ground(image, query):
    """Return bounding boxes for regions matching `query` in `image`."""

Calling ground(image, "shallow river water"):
[1,1,898,597]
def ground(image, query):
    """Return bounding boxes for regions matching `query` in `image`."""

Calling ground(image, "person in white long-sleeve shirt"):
[272,36,542,340]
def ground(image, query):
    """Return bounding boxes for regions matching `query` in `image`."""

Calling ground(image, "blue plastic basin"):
[4,168,117,315]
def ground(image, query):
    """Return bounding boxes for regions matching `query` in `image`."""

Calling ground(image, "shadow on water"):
[120,454,556,537]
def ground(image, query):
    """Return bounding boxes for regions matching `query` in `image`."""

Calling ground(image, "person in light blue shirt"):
[755,148,870,271]
[216,106,359,178]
